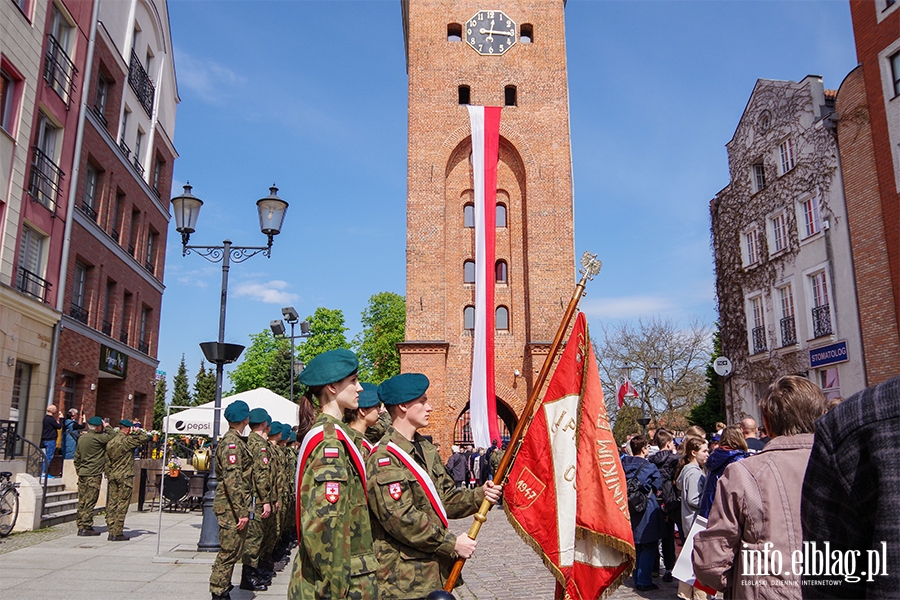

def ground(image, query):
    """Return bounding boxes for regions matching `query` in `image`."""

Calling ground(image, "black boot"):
[256,560,274,585]
[239,564,268,591]
[211,592,231,600]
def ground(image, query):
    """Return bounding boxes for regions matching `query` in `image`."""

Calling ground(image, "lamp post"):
[619,364,661,436]
[270,307,310,402]
[171,183,288,552]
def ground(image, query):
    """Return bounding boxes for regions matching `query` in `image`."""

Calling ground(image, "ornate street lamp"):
[619,364,662,436]
[172,183,288,552]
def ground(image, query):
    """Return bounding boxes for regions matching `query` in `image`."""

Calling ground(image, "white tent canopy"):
[163,387,298,436]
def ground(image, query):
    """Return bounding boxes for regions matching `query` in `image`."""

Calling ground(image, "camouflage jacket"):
[268,438,283,504]
[73,427,115,477]
[106,429,150,480]
[365,410,392,445]
[366,427,485,599]
[213,428,252,520]
[292,413,377,599]
[347,427,373,459]
[246,431,273,505]
[489,448,505,474]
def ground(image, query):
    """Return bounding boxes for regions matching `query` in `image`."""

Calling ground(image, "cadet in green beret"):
[240,408,273,591]
[105,419,151,540]
[73,416,114,536]
[209,400,252,600]
[256,421,284,584]
[366,373,503,598]
[288,348,378,600]
[344,382,384,457]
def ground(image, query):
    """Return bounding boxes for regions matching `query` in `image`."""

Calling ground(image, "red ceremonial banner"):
[506,313,635,599]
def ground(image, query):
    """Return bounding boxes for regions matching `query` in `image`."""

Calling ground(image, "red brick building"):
[399,0,575,453]
[835,0,900,385]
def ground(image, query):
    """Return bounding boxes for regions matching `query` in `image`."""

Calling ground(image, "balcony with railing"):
[128,50,155,117]
[29,146,65,214]
[138,340,150,354]
[144,260,155,276]
[751,325,767,354]
[16,267,53,303]
[119,328,129,345]
[101,320,112,336]
[118,138,131,160]
[110,228,119,243]
[69,303,89,324]
[79,201,98,222]
[43,34,78,106]
[133,155,144,176]
[128,243,136,257]
[812,305,833,338]
[780,316,797,346]
[91,103,108,127]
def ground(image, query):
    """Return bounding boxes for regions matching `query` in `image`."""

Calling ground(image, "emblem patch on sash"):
[262,457,268,464]
[388,482,403,500]
[324,447,340,458]
[378,457,391,467]
[228,454,237,464]
[325,482,340,503]
[228,444,236,449]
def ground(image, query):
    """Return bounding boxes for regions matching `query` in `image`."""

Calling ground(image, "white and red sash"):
[384,441,448,527]
[295,423,368,536]
[361,438,374,454]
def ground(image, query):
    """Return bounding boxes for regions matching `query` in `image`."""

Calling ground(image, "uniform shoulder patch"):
[377,457,391,467]
[228,444,236,449]
[227,454,237,464]
[323,447,340,458]
[325,482,340,504]
[388,481,403,500]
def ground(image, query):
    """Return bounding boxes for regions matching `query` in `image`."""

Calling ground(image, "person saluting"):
[288,349,377,600]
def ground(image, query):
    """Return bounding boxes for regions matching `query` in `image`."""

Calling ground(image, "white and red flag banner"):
[506,313,635,599]
[616,378,639,408]
[467,105,502,448]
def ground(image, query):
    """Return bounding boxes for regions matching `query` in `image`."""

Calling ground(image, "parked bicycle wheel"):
[0,486,19,536]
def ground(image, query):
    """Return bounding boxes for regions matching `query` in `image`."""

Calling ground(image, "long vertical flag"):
[506,313,635,599]
[467,105,502,448]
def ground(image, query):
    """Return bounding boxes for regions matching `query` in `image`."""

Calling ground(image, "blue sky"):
[158,0,857,395]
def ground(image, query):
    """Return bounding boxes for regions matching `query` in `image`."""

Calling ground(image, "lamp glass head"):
[257,185,288,236]
[171,184,203,233]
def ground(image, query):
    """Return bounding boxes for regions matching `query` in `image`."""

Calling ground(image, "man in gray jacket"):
[693,376,827,598]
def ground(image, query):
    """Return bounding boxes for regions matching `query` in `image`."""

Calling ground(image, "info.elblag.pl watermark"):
[741,541,889,585]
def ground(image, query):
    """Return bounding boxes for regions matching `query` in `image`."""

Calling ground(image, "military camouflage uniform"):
[348,427,373,459]
[105,429,151,535]
[209,428,252,596]
[241,431,273,569]
[73,427,115,530]
[489,447,505,475]
[365,410,392,445]
[367,427,485,599]
[284,444,298,537]
[261,439,283,559]
[288,413,377,600]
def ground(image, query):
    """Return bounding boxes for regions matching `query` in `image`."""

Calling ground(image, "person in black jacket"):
[41,405,63,479]
[649,429,680,582]
[445,445,468,489]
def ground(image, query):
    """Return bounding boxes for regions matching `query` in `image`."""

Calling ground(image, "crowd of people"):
[620,373,899,599]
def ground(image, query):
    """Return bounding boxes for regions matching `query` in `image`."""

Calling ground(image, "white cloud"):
[175,48,246,104]
[233,280,300,304]
[580,295,677,320]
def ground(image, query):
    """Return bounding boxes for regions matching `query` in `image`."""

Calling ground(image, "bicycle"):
[0,471,20,537]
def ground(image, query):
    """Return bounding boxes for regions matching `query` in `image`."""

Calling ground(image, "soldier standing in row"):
[209,400,252,600]
[366,373,503,598]
[105,419,150,541]
[256,421,284,584]
[344,382,383,457]
[239,408,273,591]
[288,349,378,600]
[73,416,114,536]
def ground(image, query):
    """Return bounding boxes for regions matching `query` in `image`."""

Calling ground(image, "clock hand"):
[479,28,514,36]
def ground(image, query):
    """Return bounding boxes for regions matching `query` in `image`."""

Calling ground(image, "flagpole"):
[442,251,603,593]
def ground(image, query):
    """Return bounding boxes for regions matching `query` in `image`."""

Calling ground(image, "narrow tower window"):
[447,23,462,42]
[504,85,517,107]
[463,203,475,227]
[496,306,509,330]
[464,306,475,330]
[463,260,476,283]
[458,85,470,105]
[496,203,507,227]
[495,260,508,283]
[520,24,533,43]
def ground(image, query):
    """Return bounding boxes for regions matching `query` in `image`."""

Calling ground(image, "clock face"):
[466,10,517,55]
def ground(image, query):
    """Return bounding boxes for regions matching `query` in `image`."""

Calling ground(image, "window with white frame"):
[1,67,18,134]
[742,227,761,267]
[809,271,832,338]
[891,51,900,97]
[16,225,48,301]
[779,138,796,174]
[778,284,796,345]
[752,162,766,193]
[798,196,821,239]
[820,367,840,401]
[748,294,766,354]
[770,211,788,254]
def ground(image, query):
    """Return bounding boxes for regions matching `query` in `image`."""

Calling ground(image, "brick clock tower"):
[399,1,575,454]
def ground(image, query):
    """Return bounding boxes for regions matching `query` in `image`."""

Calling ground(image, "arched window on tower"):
[504,85,517,107]
[496,203,507,227]
[520,24,533,43]
[463,203,475,227]
[447,23,462,41]
[496,306,509,331]
[463,260,475,283]
[464,306,475,330]
[495,260,508,283]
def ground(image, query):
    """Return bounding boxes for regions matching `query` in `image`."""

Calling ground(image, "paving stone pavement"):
[0,504,688,599]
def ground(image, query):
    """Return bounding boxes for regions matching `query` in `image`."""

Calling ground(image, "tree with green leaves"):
[152,375,167,431]
[297,307,350,366]
[171,355,192,406]
[193,360,216,406]
[688,327,727,433]
[354,292,405,384]
[264,343,294,399]
[227,330,285,395]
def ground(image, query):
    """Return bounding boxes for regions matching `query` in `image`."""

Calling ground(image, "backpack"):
[659,477,681,518]
[627,463,651,516]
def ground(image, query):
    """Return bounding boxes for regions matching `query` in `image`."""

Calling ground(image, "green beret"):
[269,422,283,439]
[281,423,292,438]
[223,400,250,423]
[378,373,429,406]
[248,408,270,425]
[298,349,358,387]
[87,416,103,426]
[119,419,133,427]
[358,382,380,409]
[289,431,297,443]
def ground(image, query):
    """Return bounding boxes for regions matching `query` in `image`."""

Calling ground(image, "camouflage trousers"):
[242,509,275,567]
[287,550,378,600]
[76,475,102,530]
[209,514,249,594]
[105,478,134,536]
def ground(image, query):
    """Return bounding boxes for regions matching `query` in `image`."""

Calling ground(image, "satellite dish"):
[713,356,733,377]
